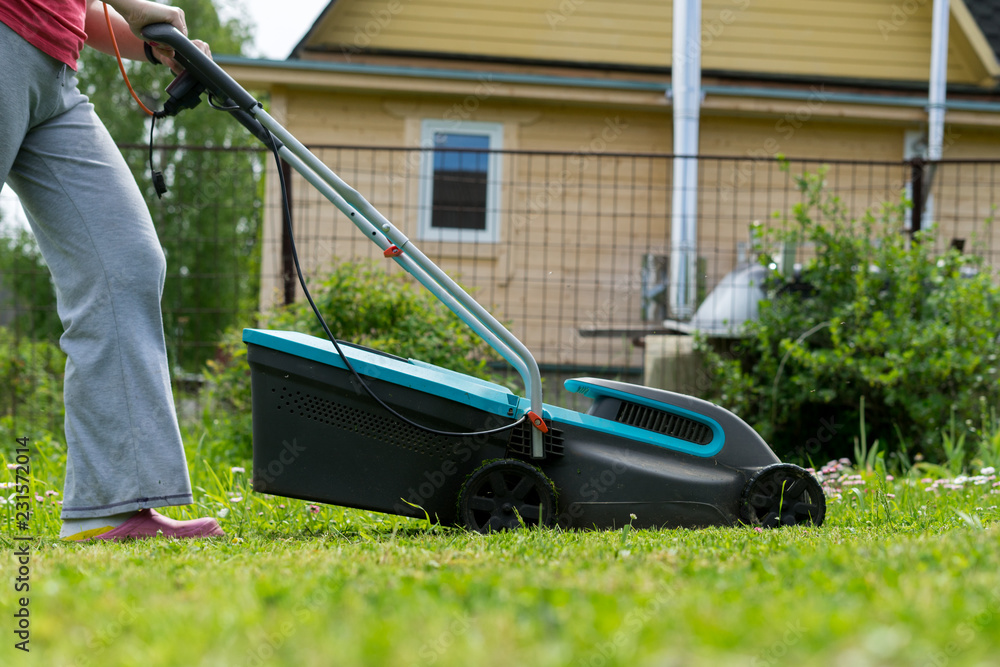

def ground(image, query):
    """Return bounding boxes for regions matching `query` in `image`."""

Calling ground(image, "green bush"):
[0,225,62,341]
[0,327,66,441]
[262,261,498,376]
[195,260,504,459]
[699,167,1000,465]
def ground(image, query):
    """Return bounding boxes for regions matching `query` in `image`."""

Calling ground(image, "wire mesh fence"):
[2,146,999,436]
[263,148,1000,407]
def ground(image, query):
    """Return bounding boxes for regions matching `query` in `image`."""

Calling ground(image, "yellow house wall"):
[309,0,993,85]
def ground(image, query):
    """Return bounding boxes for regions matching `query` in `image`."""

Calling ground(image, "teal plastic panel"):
[244,329,724,457]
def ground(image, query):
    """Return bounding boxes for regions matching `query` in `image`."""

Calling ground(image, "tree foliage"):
[0,221,62,340]
[0,326,66,440]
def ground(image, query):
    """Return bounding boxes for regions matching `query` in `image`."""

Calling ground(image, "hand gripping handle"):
[141,23,259,112]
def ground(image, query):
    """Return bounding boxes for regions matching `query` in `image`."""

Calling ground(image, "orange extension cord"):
[104,2,155,116]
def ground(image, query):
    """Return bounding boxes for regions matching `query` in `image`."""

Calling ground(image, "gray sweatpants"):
[0,22,193,519]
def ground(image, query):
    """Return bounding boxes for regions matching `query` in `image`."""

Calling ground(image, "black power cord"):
[262,129,528,439]
[148,70,209,199]
[148,113,167,198]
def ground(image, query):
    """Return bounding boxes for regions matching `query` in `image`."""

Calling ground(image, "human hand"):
[101,0,189,63]
[108,0,187,39]
[153,39,212,75]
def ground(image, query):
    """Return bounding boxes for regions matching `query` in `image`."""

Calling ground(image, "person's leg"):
[0,21,41,199]
[2,26,215,536]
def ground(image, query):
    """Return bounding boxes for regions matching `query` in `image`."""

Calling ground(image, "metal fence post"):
[910,157,925,238]
[280,159,295,306]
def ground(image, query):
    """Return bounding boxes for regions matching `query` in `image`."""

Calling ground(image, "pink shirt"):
[0,0,88,69]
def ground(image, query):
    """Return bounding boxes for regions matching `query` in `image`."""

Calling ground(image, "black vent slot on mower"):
[615,401,713,445]
[507,422,565,457]
[273,387,454,459]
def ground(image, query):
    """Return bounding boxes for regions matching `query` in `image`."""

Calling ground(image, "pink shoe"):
[85,509,225,541]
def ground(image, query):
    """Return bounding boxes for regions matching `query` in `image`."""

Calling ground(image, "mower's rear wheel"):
[740,463,826,528]
[458,459,557,533]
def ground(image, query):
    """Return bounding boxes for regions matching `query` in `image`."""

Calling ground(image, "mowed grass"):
[2,445,1000,667]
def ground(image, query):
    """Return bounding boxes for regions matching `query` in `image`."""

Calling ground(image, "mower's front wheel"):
[740,463,826,528]
[458,459,557,533]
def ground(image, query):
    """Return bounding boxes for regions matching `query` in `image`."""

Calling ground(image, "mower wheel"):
[740,463,826,528]
[458,459,557,533]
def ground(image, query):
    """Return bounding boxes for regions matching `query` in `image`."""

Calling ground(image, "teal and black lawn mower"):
[143,24,826,532]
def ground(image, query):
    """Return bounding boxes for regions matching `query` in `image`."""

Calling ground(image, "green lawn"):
[3,446,999,667]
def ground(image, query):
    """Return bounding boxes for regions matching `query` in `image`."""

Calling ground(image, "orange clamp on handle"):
[527,411,548,433]
[383,245,402,257]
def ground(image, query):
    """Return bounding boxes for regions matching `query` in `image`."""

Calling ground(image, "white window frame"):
[417,120,503,243]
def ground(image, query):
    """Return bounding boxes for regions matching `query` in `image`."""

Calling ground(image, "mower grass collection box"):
[245,329,824,531]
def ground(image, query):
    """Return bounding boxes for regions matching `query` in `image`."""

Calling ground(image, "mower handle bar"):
[139,23,548,457]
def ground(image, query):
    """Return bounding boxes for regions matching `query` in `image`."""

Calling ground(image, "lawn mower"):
[143,24,826,532]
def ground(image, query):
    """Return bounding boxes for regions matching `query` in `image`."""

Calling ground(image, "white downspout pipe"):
[670,0,701,319]
[928,0,950,160]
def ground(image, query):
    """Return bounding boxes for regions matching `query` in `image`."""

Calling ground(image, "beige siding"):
[315,0,670,67]
[699,0,987,84]
[306,0,995,85]
[280,91,408,145]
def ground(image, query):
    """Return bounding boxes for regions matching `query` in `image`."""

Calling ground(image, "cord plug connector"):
[152,170,167,198]
[162,70,205,117]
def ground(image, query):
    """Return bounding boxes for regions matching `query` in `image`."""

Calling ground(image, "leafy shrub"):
[196,260,504,458]
[0,327,66,441]
[0,225,62,341]
[262,261,498,376]
[699,167,1000,465]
